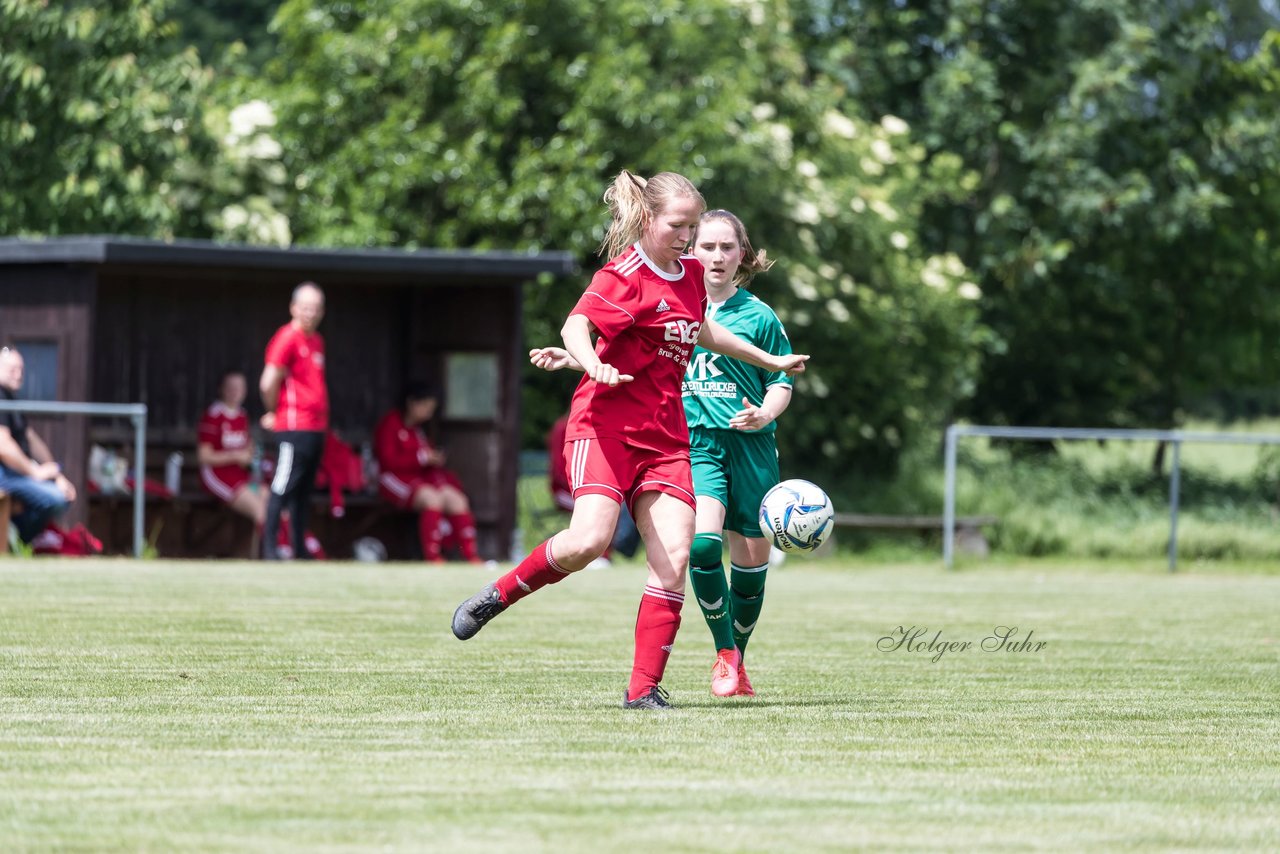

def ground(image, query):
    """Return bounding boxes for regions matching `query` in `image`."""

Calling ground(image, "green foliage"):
[799,1,1280,430]
[9,0,1280,482]
[167,0,279,70]
[0,0,216,237]
[192,94,293,244]
[264,0,984,473]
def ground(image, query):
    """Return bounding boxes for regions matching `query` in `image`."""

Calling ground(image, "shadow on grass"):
[666,697,854,710]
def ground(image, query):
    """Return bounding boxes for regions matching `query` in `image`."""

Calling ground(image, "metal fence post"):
[1168,439,1181,573]
[132,410,147,559]
[943,425,958,569]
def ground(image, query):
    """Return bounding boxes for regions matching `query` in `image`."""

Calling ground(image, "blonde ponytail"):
[598,170,706,260]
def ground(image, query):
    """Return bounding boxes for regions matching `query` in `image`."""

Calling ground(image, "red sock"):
[418,508,444,561]
[494,537,570,605]
[448,511,480,561]
[437,516,457,553]
[278,516,292,548]
[626,586,684,702]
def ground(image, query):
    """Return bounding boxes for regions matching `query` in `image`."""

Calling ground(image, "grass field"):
[1,557,1278,851]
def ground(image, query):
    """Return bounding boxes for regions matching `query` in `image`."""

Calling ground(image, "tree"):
[168,0,280,70]
[798,1,1280,430]
[0,0,215,237]
[263,0,985,476]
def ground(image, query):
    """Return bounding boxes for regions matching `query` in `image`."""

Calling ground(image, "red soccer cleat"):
[710,647,741,697]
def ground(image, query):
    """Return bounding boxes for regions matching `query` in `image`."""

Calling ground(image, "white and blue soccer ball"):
[759,479,835,553]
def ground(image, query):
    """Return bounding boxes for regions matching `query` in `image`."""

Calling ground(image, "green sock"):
[689,534,734,651]
[730,561,768,656]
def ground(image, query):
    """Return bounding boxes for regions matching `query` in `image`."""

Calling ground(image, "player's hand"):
[530,347,581,372]
[588,362,633,386]
[776,354,809,376]
[730,397,774,432]
[260,412,276,431]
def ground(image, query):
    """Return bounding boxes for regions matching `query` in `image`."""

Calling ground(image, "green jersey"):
[682,287,792,433]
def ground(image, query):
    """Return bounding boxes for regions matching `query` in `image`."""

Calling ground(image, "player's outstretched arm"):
[700,319,809,376]
[559,317,633,386]
[530,347,633,382]
[530,347,583,373]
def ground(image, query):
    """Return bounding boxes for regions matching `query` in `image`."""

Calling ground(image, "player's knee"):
[689,533,723,569]
[443,487,468,514]
[730,564,767,598]
[554,522,609,562]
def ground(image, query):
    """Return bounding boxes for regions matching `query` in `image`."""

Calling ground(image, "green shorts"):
[689,426,780,538]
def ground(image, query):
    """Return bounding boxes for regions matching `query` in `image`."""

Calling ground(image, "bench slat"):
[832,513,999,529]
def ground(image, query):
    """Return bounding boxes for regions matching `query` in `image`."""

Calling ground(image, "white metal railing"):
[943,424,1280,571]
[0,400,147,558]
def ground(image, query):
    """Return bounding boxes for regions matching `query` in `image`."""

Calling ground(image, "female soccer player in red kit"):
[374,382,481,563]
[452,170,807,709]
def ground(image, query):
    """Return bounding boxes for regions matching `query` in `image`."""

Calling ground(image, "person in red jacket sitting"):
[374,381,481,563]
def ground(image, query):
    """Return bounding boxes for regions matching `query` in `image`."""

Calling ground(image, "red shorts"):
[378,469,460,509]
[563,436,695,511]
[200,465,249,501]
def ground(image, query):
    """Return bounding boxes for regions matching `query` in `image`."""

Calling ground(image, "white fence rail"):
[0,400,147,558]
[943,424,1280,571]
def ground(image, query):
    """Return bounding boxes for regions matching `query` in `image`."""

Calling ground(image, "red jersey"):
[565,244,706,453]
[264,322,329,431]
[197,401,250,485]
[373,408,436,480]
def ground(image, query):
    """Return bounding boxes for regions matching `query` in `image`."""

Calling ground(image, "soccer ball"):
[758,479,835,553]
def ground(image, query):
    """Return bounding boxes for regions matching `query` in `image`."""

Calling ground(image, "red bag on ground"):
[31,522,104,556]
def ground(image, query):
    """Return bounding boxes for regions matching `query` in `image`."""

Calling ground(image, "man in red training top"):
[259,282,328,560]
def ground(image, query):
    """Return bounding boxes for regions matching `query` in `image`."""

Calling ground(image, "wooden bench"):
[87,423,511,560]
[86,426,432,558]
[832,513,999,556]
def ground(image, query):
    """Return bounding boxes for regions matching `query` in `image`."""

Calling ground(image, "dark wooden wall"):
[0,268,95,524]
[407,285,524,554]
[93,270,411,436]
[88,267,522,557]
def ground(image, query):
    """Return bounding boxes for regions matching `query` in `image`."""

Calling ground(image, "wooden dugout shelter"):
[0,235,575,559]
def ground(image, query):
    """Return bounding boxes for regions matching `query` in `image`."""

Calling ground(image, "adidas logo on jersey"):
[656,298,671,313]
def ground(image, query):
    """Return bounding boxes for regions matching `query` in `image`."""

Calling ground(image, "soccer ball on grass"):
[758,479,834,553]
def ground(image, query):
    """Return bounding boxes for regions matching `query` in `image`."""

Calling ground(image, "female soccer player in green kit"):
[683,210,794,697]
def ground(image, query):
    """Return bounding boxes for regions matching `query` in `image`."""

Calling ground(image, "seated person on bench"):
[0,346,76,545]
[374,381,480,563]
[197,370,266,528]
